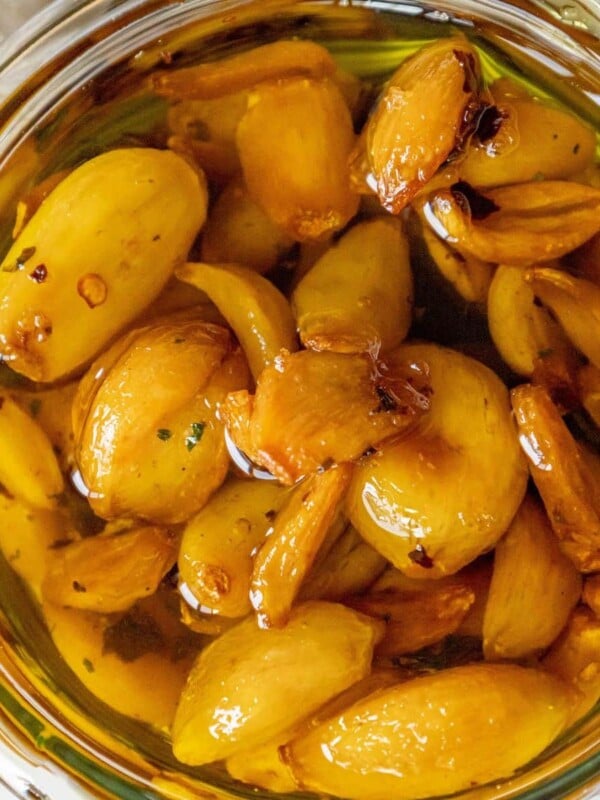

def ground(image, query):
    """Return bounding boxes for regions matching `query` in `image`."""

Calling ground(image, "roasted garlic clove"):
[459,94,596,187]
[292,218,413,354]
[360,37,482,214]
[285,663,571,800]
[176,261,297,380]
[221,349,431,485]
[151,40,337,99]
[74,319,249,524]
[346,584,476,657]
[526,267,600,369]
[250,466,352,628]
[0,494,76,600]
[299,524,387,602]
[11,382,77,473]
[511,383,600,571]
[42,526,178,613]
[178,478,289,619]
[373,558,492,639]
[483,496,581,659]
[0,392,63,509]
[420,218,493,304]
[0,148,208,381]
[226,733,299,794]
[201,179,294,274]
[171,601,383,765]
[424,180,600,266]
[237,77,359,240]
[488,264,572,376]
[543,606,600,723]
[348,344,528,577]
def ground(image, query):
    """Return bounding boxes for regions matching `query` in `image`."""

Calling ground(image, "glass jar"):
[0,1,599,798]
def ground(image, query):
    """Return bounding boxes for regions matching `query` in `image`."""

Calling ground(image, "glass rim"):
[0,1,599,799]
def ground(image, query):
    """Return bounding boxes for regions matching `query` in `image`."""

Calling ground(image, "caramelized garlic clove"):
[579,363,600,426]
[42,526,177,613]
[285,663,571,800]
[221,349,431,485]
[176,261,297,380]
[543,606,600,724]
[292,218,413,354]
[419,216,493,304]
[201,179,294,274]
[488,263,572,376]
[348,344,528,577]
[299,524,387,602]
[511,383,600,572]
[0,148,208,382]
[346,584,476,657]
[250,466,352,629]
[74,319,249,524]
[425,180,600,266]
[151,40,337,99]
[526,267,600,369]
[0,392,64,509]
[483,496,581,659]
[237,77,359,240]
[178,478,289,619]
[361,37,482,214]
[171,601,383,765]
[460,94,596,187]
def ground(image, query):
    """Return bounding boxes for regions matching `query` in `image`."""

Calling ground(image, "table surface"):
[0,0,47,42]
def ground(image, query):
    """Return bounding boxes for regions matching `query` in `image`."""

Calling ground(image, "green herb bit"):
[157,428,173,441]
[185,421,206,452]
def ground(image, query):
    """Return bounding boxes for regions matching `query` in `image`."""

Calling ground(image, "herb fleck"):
[573,143,580,154]
[157,428,173,441]
[73,580,87,592]
[82,658,95,673]
[185,421,205,451]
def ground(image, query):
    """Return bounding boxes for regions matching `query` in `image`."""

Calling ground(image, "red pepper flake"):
[408,544,435,569]
[29,264,48,283]
[77,273,108,308]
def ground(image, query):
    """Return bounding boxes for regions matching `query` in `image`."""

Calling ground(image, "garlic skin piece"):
[0,148,208,381]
